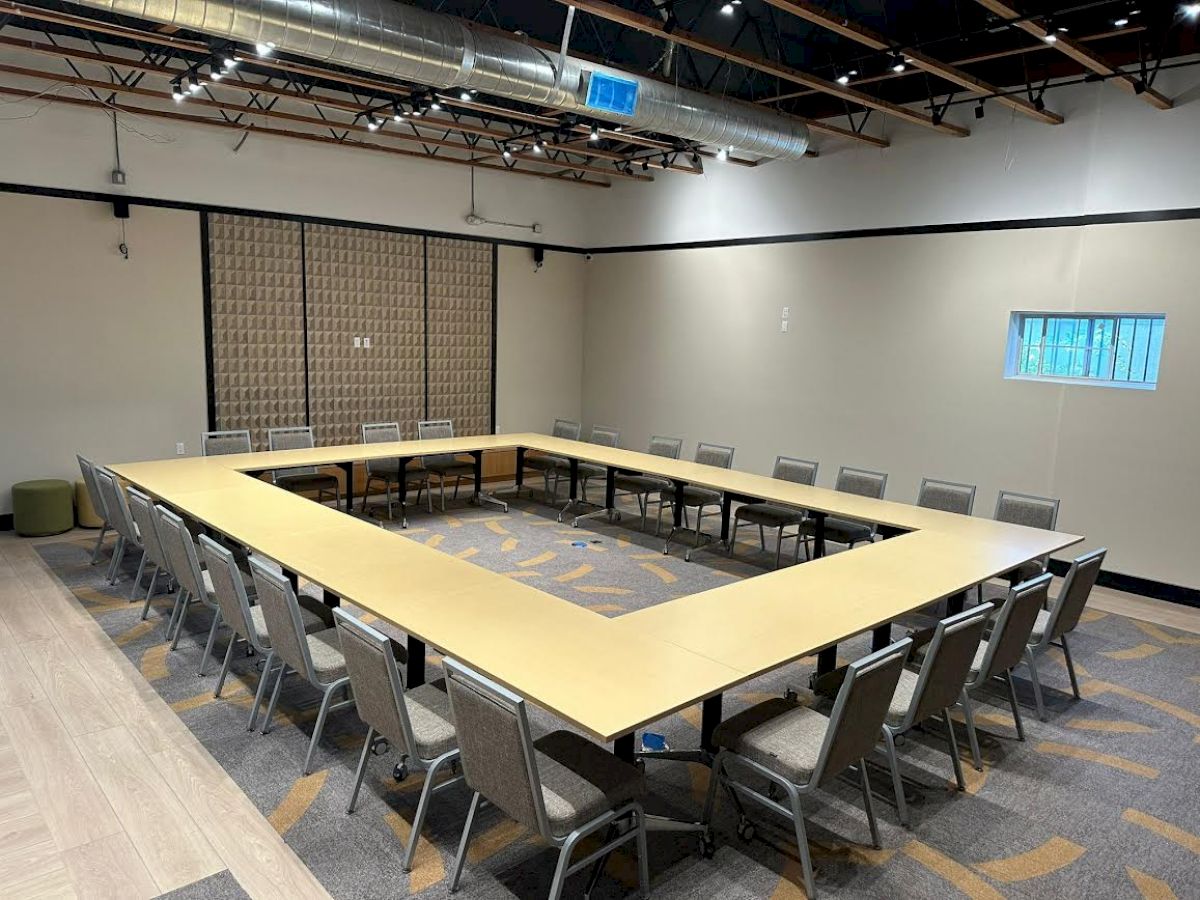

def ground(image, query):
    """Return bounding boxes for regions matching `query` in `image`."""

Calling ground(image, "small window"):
[1005,312,1165,390]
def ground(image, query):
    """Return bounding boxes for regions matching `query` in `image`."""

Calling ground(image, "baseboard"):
[0,514,11,531]
[1049,558,1200,609]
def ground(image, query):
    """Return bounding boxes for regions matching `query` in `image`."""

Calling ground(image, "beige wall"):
[496,247,586,432]
[581,221,1200,588]
[0,193,208,515]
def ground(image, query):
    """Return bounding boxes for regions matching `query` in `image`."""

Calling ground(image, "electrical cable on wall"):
[464,168,542,234]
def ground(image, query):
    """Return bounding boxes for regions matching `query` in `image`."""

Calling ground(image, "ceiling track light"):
[1184,3,1200,18]
[209,63,223,81]
[719,2,734,14]
[835,70,850,86]
[501,145,512,159]
[222,55,238,70]
[171,79,185,101]
[660,154,670,169]
[366,115,381,131]
[589,125,600,141]
[891,51,906,73]
[255,40,275,56]
[716,147,728,162]
[975,99,986,119]
[188,76,202,93]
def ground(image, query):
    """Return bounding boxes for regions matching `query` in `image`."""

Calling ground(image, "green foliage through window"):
[1008,313,1164,388]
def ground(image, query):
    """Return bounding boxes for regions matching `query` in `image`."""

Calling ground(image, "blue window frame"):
[1005,312,1165,389]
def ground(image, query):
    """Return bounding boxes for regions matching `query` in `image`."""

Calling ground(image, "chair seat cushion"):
[368,461,428,481]
[425,459,476,478]
[534,730,644,836]
[613,473,670,494]
[798,516,874,545]
[999,560,1047,585]
[662,485,721,508]
[576,463,606,480]
[276,472,340,494]
[248,603,326,647]
[306,628,348,682]
[735,502,806,527]
[886,669,920,727]
[406,679,458,761]
[524,454,567,472]
[712,697,829,784]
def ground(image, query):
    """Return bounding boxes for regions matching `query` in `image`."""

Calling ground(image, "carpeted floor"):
[37,491,1200,899]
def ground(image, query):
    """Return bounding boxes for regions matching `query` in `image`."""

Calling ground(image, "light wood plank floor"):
[0,527,1196,898]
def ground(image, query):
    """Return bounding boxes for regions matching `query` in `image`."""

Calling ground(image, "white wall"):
[580,221,1200,589]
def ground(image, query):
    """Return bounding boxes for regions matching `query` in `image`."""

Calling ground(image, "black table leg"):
[604,466,615,509]
[613,733,635,763]
[701,694,723,753]
[339,462,354,514]
[673,481,685,528]
[812,512,827,559]
[407,636,426,688]
[284,569,299,594]
[946,591,967,615]
[872,624,892,651]
[816,646,837,675]
[322,588,340,609]
[472,450,484,497]
[720,494,732,544]
[569,458,579,500]
[515,447,525,490]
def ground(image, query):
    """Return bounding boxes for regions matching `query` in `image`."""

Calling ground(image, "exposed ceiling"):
[0,0,1196,188]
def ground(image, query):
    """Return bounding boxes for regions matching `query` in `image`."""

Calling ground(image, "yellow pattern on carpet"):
[1035,742,1158,778]
[973,836,1085,882]
[1102,643,1164,660]
[1127,866,1179,900]
[902,840,1005,900]
[268,769,329,835]
[1122,809,1200,855]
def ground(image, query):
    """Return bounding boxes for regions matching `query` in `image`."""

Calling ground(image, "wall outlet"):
[176,442,186,456]
[353,336,362,349]
[781,306,790,319]
[781,319,789,333]
[363,336,371,349]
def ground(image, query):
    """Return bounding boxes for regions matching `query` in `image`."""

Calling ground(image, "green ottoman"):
[12,479,74,537]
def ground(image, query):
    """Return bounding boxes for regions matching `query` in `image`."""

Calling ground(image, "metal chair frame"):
[267,426,342,507]
[729,456,819,569]
[77,455,112,566]
[611,435,684,532]
[417,418,475,512]
[360,422,429,527]
[660,442,736,561]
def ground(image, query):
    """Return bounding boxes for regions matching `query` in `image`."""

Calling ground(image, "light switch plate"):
[353,336,362,349]
[176,442,185,455]
[781,319,789,333]
[363,336,371,349]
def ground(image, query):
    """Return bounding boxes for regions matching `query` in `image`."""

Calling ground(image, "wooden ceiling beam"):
[552,0,967,136]
[760,0,1062,124]
[973,0,1171,109]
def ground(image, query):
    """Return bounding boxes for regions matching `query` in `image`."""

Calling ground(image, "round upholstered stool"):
[11,479,74,537]
[75,479,104,528]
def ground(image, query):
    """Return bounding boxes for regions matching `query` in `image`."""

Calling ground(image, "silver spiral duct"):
[63,0,810,159]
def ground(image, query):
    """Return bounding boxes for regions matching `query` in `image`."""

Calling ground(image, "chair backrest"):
[126,487,166,567]
[155,505,205,599]
[977,573,1052,680]
[551,418,582,441]
[362,422,402,476]
[589,425,620,448]
[249,557,317,680]
[267,426,319,479]
[902,605,993,727]
[813,638,911,787]
[94,469,138,545]
[417,419,459,468]
[647,435,683,460]
[202,429,252,457]
[77,455,108,523]
[695,443,735,469]
[1042,547,1107,644]
[994,490,1059,531]
[917,478,977,516]
[834,466,888,500]
[333,609,424,759]
[198,534,260,649]
[773,456,818,486]
[443,657,549,839]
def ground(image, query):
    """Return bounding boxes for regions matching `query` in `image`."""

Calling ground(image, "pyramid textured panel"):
[305,225,425,446]
[208,214,306,451]
[427,237,493,437]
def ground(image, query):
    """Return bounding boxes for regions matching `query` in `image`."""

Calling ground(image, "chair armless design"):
[555,424,620,522]
[916,477,977,516]
[155,505,224,674]
[796,466,888,552]
[703,639,911,899]
[125,487,173,609]
[659,442,736,560]
[612,435,683,531]
[93,468,142,588]
[417,419,476,512]
[444,658,649,900]
[520,418,582,502]
[201,429,252,456]
[984,491,1061,598]
[360,421,429,528]
[267,426,341,507]
[77,455,111,565]
[729,456,819,569]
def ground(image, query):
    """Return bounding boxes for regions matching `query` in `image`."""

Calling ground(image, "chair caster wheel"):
[736,817,755,843]
[700,834,716,859]
[371,738,390,757]
[393,762,408,782]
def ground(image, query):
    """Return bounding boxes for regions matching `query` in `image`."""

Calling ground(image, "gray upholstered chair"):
[552,424,620,509]
[417,419,476,512]
[444,658,649,900]
[613,435,683,531]
[93,468,140,587]
[521,418,582,501]
[361,421,429,527]
[251,558,354,775]
[198,535,327,728]
[974,490,1061,603]
[334,610,463,872]
[155,505,223,671]
[125,487,172,607]
[201,429,252,456]
[77,455,111,565]
[1024,548,1106,721]
[703,639,911,899]
[916,478,977,516]
[881,604,992,825]
[659,442,736,559]
[267,426,341,507]
[796,465,888,552]
[954,573,1052,769]
[729,456,818,569]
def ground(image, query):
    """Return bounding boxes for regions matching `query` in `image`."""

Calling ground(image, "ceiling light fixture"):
[460,90,472,101]
[891,52,906,73]
[188,76,202,93]
[393,103,405,122]
[1114,16,1129,26]
[502,145,512,159]
[223,55,237,70]
[171,80,185,101]
[836,71,850,85]
[719,2,734,14]
[429,94,442,111]
[975,100,985,119]
[255,41,275,56]
[716,147,728,161]
[1184,3,1200,18]
[366,116,380,131]
[589,125,600,141]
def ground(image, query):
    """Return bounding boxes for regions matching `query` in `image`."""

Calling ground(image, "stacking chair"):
[954,573,1052,769]
[417,419,476,512]
[729,456,818,569]
[335,610,463,872]
[93,468,141,587]
[703,639,911,899]
[521,418,582,501]
[659,442,736,559]
[267,426,341,507]
[880,605,992,826]
[361,422,429,527]
[552,424,620,507]
[1024,548,1106,721]
[201,429,252,456]
[796,466,888,553]
[995,490,1060,581]
[126,487,172,607]
[77,455,111,565]
[916,478,976,516]
[251,558,355,775]
[612,435,683,531]
[155,505,223,672]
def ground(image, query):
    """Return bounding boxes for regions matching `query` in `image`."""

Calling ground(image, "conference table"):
[109,432,1083,763]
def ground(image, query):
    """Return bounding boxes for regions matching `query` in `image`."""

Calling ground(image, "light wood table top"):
[110,433,1082,742]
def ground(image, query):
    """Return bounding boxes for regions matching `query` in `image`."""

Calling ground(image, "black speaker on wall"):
[533,246,544,271]
[112,199,130,219]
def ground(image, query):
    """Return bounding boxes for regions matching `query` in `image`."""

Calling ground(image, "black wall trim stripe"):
[1048,558,1200,609]
[299,222,312,427]
[199,211,216,432]
[490,242,498,434]
[423,235,430,421]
